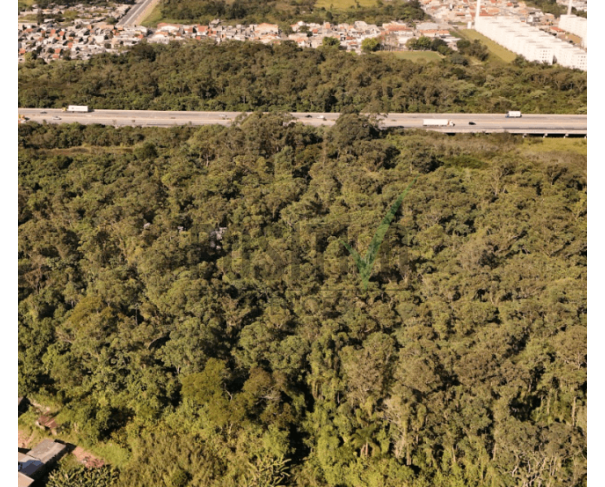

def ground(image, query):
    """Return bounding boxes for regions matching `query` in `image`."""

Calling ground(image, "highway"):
[17,109,588,135]
[116,0,160,28]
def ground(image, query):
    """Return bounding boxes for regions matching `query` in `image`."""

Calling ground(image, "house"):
[36,415,61,435]
[416,22,439,31]
[17,439,68,486]
[256,23,279,35]
[156,23,182,34]
[18,452,43,477]
[27,439,67,465]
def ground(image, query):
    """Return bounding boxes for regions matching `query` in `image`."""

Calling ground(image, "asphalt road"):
[18,109,588,135]
[116,0,159,28]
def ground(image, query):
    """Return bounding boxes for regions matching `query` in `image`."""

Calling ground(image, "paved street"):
[116,0,160,28]
[18,109,588,135]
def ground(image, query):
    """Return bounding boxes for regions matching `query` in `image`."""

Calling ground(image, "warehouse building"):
[558,14,587,48]
[475,16,587,70]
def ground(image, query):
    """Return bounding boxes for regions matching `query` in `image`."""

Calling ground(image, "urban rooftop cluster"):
[18,3,139,62]
[18,1,586,69]
[421,0,557,25]
[18,2,461,62]
[475,15,586,69]
[147,20,458,53]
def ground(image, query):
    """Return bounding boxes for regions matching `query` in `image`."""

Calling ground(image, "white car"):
[52,116,61,120]
[317,115,325,120]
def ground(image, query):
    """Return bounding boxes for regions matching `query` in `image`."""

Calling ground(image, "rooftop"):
[18,472,35,487]
[28,439,67,464]
[18,452,44,477]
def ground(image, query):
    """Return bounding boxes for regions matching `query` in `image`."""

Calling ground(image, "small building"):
[255,23,279,35]
[28,439,67,465]
[18,452,44,477]
[35,415,61,435]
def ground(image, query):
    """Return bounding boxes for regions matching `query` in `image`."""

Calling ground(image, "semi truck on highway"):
[506,111,522,118]
[423,119,455,127]
[63,105,91,113]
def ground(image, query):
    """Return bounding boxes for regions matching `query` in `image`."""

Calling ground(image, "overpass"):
[17,109,588,136]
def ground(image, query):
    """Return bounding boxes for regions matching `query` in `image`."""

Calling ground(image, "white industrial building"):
[558,15,587,47]
[475,16,587,71]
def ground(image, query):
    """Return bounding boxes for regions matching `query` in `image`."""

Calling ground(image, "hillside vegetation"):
[18,41,586,113]
[19,116,586,487]
[152,0,426,26]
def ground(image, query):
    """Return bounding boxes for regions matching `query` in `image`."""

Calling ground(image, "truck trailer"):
[63,105,90,113]
[423,119,455,127]
[506,111,522,118]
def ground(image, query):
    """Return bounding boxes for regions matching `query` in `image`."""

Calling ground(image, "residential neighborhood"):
[146,19,458,53]
[420,0,561,25]
[18,4,458,62]
[18,3,145,63]
[18,1,587,64]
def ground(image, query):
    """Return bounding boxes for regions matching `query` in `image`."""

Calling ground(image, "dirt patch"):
[18,429,36,449]
[72,446,105,468]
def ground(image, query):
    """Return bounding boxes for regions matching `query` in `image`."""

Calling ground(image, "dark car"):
[468,121,476,125]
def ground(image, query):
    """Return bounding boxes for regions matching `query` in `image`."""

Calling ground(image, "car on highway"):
[52,116,61,120]
[40,111,47,114]
[305,115,312,118]
[468,121,476,125]
[317,115,326,120]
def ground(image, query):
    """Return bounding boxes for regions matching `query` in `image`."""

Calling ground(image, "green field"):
[141,3,164,27]
[18,14,38,22]
[523,137,587,156]
[377,51,443,63]
[18,0,35,12]
[315,0,378,9]
[458,29,517,63]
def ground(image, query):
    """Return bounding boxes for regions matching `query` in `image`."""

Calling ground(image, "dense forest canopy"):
[156,0,427,26]
[18,41,587,113]
[19,117,586,486]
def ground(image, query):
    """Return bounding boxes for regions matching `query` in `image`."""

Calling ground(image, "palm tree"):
[351,425,379,458]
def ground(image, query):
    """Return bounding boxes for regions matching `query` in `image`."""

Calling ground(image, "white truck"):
[506,111,522,118]
[63,105,91,113]
[423,119,455,127]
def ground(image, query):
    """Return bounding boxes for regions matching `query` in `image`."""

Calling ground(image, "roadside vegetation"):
[18,40,586,114]
[376,50,443,63]
[19,116,586,487]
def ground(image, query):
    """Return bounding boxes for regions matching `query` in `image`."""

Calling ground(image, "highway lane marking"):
[23,115,585,127]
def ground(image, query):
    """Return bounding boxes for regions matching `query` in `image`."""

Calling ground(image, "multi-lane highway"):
[17,109,588,135]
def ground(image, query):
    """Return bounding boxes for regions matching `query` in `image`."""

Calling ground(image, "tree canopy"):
[157,0,427,26]
[18,40,587,114]
[19,116,586,487]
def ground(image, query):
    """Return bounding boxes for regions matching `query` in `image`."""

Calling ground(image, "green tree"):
[361,37,381,53]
